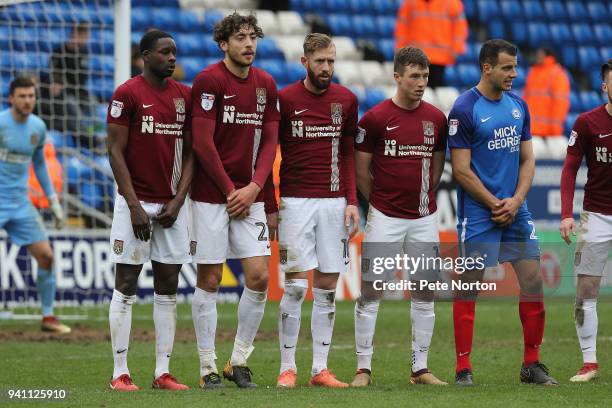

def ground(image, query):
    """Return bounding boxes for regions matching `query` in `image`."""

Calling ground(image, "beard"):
[307,67,331,91]
[228,49,254,68]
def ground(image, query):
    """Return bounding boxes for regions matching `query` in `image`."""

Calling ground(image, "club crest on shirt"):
[449,119,459,136]
[256,88,266,105]
[422,121,434,137]
[113,239,124,255]
[174,98,185,114]
[110,100,124,118]
[279,248,288,265]
[190,240,197,256]
[30,133,39,146]
[356,126,366,144]
[201,93,215,111]
[512,108,521,119]
[331,103,342,125]
[568,130,577,146]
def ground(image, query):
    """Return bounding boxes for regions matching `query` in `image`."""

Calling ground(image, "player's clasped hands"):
[129,204,152,241]
[227,183,260,219]
[559,217,576,245]
[153,198,182,229]
[490,197,520,228]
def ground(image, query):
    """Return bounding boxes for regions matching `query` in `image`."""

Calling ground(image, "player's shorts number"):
[341,238,349,258]
[255,221,267,242]
[527,220,537,240]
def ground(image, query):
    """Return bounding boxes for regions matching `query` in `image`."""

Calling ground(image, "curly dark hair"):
[213,12,264,45]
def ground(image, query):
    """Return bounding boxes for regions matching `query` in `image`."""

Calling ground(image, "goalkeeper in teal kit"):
[0,77,69,333]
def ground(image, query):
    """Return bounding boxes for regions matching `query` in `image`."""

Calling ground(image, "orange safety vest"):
[395,0,468,66]
[28,143,63,209]
[523,56,571,137]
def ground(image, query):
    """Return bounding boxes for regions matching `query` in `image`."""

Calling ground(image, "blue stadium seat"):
[463,0,476,20]
[178,10,203,33]
[580,90,603,111]
[326,14,353,37]
[572,24,595,45]
[487,21,505,39]
[510,22,528,45]
[133,0,178,6]
[549,23,573,46]
[349,0,373,14]
[543,1,568,21]
[577,46,601,71]
[444,65,459,87]
[181,58,205,82]
[373,0,395,16]
[80,184,105,210]
[586,2,609,23]
[286,61,306,83]
[349,86,365,105]
[67,157,93,186]
[290,0,305,12]
[88,55,114,73]
[601,46,612,62]
[203,10,224,33]
[561,46,578,68]
[564,113,578,135]
[256,60,287,84]
[527,22,550,48]
[514,66,526,89]
[522,0,546,20]
[131,8,150,31]
[202,35,222,58]
[376,16,395,38]
[500,0,523,21]
[569,91,582,113]
[325,0,349,12]
[150,9,181,32]
[377,39,395,61]
[175,34,205,57]
[10,52,47,70]
[589,69,603,90]
[88,78,113,101]
[477,0,498,22]
[566,1,589,22]
[457,64,480,87]
[365,87,385,110]
[593,24,612,47]
[257,38,284,60]
[353,15,377,38]
[90,30,114,54]
[457,42,477,64]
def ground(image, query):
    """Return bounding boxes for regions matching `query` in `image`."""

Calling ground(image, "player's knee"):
[35,251,54,270]
[154,274,179,295]
[248,271,269,292]
[201,273,221,292]
[116,272,139,296]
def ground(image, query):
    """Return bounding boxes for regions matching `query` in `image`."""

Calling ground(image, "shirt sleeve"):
[447,102,474,149]
[520,99,532,141]
[32,122,55,199]
[264,76,281,123]
[355,110,379,153]
[107,83,135,127]
[191,71,222,120]
[566,114,589,157]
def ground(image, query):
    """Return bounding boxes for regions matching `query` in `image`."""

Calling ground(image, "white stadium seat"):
[277,11,309,36]
[251,10,279,35]
[422,87,438,107]
[381,85,396,99]
[545,136,569,160]
[276,35,306,61]
[333,37,361,61]
[358,61,386,87]
[334,61,362,86]
[435,87,460,114]
[531,135,550,159]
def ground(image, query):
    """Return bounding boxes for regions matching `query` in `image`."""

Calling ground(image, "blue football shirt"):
[447,87,531,219]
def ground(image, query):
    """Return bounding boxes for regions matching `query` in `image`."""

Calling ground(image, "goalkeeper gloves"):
[49,195,66,229]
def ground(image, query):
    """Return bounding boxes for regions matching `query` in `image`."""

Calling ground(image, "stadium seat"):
[463,0,476,20]
[580,90,603,112]
[543,1,568,21]
[531,136,549,159]
[349,0,373,14]
[522,0,546,21]
[67,156,93,186]
[353,15,378,39]
[203,35,223,58]
[376,16,395,38]
[514,67,526,89]
[487,21,505,39]
[457,42,478,64]
[88,55,114,73]
[443,65,459,88]
[150,8,181,32]
[476,0,498,22]
[334,61,361,85]
[203,10,224,33]
[422,87,438,107]
[175,34,203,57]
[334,37,361,61]
[510,22,528,45]
[290,0,305,12]
[285,61,305,83]
[564,113,578,135]
[593,24,612,47]
[256,59,287,84]
[277,11,309,36]
[178,9,203,33]
[358,61,388,87]
[546,136,570,160]
[257,37,284,60]
[379,85,396,99]
[577,46,601,71]
[181,58,205,82]
[586,2,609,23]
[435,87,460,113]
[572,24,595,45]
[364,87,386,110]
[131,8,150,31]
[89,30,114,54]
[457,64,480,88]
[500,1,523,21]
[566,1,589,22]
[589,69,603,90]
[255,10,280,36]
[373,0,396,16]
[549,23,573,46]
[527,22,549,48]
[325,0,349,12]
[326,14,353,37]
[276,36,305,61]
[349,85,366,105]
[569,91,582,113]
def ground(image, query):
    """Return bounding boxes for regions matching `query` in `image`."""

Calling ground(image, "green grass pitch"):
[1,297,610,407]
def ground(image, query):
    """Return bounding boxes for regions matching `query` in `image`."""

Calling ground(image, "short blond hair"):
[303,33,333,55]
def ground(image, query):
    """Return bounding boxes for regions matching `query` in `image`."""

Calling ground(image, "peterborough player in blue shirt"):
[0,77,68,333]
[448,40,556,385]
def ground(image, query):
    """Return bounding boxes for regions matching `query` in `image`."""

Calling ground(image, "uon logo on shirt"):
[141,115,154,133]
[512,108,521,119]
[422,121,434,144]
[384,139,397,156]
[331,103,342,125]
[292,120,304,137]
[201,93,215,111]
[449,119,459,136]
[110,100,124,118]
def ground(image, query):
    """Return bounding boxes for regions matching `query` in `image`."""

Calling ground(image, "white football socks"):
[576,299,598,363]
[311,288,336,376]
[354,297,380,371]
[410,299,435,373]
[230,287,267,366]
[153,293,177,378]
[109,289,136,379]
[192,287,219,376]
[279,279,308,374]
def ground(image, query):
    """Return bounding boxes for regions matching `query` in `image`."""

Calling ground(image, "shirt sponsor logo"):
[201,93,215,111]
[595,146,612,163]
[174,98,185,114]
[512,108,521,119]
[489,126,521,151]
[256,88,266,105]
[356,126,365,144]
[110,100,124,118]
[568,130,577,146]
[331,103,342,125]
[449,119,459,136]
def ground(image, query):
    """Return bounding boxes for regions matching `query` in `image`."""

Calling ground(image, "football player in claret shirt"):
[265,33,360,389]
[560,59,612,383]
[448,39,557,386]
[351,47,447,387]
[189,13,279,389]
[106,30,193,391]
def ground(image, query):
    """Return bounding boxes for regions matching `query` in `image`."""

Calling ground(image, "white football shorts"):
[575,211,612,277]
[191,201,270,263]
[278,197,349,274]
[110,194,191,265]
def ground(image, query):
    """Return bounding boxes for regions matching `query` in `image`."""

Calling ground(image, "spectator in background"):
[395,0,467,88]
[523,47,570,137]
[131,44,144,78]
